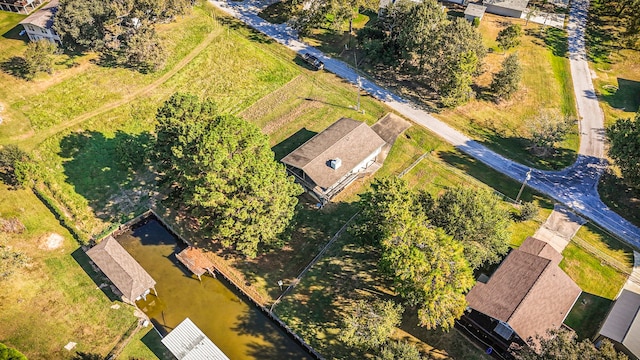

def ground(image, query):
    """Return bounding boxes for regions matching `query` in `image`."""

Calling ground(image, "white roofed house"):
[19,0,61,45]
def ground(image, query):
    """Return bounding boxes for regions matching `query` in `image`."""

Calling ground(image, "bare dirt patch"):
[40,233,64,250]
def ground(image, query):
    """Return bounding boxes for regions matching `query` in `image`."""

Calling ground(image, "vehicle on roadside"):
[300,52,324,70]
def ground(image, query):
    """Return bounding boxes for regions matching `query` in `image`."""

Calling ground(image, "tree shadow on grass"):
[71,247,121,303]
[437,150,555,209]
[140,328,173,360]
[58,130,154,224]
[563,292,612,340]
[271,127,317,160]
[0,56,29,79]
[525,27,568,58]
[599,78,640,114]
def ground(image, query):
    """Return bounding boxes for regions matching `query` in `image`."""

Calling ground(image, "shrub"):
[519,201,539,221]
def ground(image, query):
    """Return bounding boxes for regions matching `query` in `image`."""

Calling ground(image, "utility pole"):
[515,169,532,204]
[354,49,361,112]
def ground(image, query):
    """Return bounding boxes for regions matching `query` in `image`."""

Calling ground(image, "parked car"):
[300,52,324,70]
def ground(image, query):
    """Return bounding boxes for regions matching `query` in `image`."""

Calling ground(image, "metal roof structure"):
[599,289,640,358]
[161,318,230,360]
[464,3,487,17]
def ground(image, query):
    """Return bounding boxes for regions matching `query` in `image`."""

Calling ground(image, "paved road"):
[210,0,640,248]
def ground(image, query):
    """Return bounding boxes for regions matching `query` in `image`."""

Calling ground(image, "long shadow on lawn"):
[437,150,555,209]
[59,130,154,223]
[71,247,121,303]
[563,292,612,340]
[600,78,640,114]
[229,195,360,300]
[271,127,317,160]
[140,328,173,360]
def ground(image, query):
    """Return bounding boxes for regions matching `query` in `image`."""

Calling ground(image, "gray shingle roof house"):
[483,0,529,17]
[597,289,640,360]
[282,118,387,204]
[465,237,581,348]
[19,0,61,44]
[87,236,157,304]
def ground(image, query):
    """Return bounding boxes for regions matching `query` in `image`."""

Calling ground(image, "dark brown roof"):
[281,118,386,189]
[518,236,563,265]
[466,237,581,341]
[87,236,156,301]
[19,0,57,29]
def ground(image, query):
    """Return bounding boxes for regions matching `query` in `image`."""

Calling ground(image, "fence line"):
[570,235,632,274]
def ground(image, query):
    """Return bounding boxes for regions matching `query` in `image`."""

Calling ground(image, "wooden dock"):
[175,247,216,281]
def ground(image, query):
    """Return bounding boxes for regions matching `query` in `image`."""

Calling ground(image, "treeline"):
[54,0,195,72]
[356,0,485,107]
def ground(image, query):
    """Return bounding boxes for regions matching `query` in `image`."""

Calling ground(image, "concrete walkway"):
[533,205,586,253]
[209,0,640,249]
[624,251,640,293]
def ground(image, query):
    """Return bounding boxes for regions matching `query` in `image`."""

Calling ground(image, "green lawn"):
[436,15,578,171]
[0,185,138,359]
[117,327,172,360]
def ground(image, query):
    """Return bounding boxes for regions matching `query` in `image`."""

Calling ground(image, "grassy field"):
[0,1,631,358]
[436,15,578,171]
[0,185,138,359]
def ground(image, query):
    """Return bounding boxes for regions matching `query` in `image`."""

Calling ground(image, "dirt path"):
[15,28,222,150]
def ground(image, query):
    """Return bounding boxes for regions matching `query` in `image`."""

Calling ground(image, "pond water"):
[115,219,312,360]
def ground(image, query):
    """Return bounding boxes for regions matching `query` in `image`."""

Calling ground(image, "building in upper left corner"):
[19,0,61,45]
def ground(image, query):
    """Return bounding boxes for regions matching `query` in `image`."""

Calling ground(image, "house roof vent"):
[329,158,342,170]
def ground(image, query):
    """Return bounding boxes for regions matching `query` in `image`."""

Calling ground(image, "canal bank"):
[112,213,318,359]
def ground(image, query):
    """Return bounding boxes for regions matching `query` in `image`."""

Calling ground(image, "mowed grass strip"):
[437,15,578,170]
[0,1,218,141]
[0,185,138,359]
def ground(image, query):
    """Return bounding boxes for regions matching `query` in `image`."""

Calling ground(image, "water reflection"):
[116,219,312,360]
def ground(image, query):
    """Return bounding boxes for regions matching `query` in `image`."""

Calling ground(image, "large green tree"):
[23,40,57,79]
[496,24,522,52]
[339,299,403,349]
[0,342,27,360]
[430,186,511,269]
[154,93,302,257]
[54,0,114,51]
[354,178,473,330]
[606,112,640,188]
[491,53,522,101]
[376,340,424,360]
[0,145,32,188]
[512,329,628,360]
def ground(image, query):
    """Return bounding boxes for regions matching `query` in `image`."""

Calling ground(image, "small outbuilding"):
[18,0,61,44]
[161,317,230,360]
[482,0,529,17]
[87,236,157,304]
[464,3,487,22]
[462,237,581,353]
[596,289,640,360]
[282,118,387,204]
